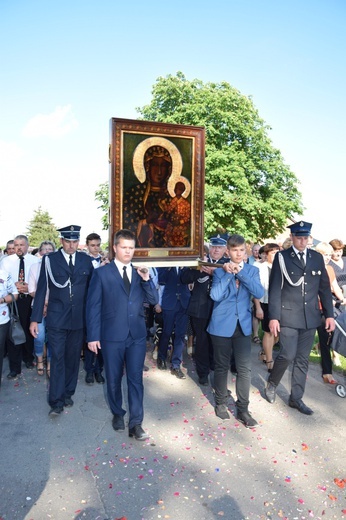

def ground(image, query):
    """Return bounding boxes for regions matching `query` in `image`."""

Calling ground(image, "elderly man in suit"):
[264,221,335,415]
[86,229,158,441]
[30,226,94,416]
[207,234,264,428]
[1,234,40,375]
[180,235,229,386]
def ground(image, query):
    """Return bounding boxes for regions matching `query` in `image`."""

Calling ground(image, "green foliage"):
[137,72,303,241]
[26,207,60,247]
[95,182,110,230]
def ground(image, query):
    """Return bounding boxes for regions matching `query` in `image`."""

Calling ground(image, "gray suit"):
[268,247,333,400]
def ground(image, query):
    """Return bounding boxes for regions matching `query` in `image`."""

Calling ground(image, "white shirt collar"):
[114,258,132,281]
[292,246,306,258]
[61,249,76,265]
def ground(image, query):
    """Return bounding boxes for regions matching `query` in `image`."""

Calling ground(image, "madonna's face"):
[148,157,171,187]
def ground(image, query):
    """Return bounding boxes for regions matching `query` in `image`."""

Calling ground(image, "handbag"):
[8,294,27,345]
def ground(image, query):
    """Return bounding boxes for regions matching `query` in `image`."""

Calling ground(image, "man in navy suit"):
[156,266,191,379]
[265,221,335,414]
[86,229,158,441]
[30,225,94,416]
[207,234,264,428]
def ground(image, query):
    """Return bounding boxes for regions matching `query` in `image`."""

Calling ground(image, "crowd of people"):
[0,220,345,438]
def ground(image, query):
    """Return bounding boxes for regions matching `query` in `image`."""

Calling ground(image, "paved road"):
[0,343,345,520]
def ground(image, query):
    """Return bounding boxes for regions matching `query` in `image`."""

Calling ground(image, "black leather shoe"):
[85,373,94,385]
[171,367,186,379]
[112,414,125,431]
[215,404,230,420]
[25,361,34,369]
[95,373,105,384]
[288,399,314,415]
[49,407,63,416]
[198,377,209,386]
[7,371,19,379]
[157,358,167,370]
[64,397,74,407]
[237,410,258,429]
[265,381,277,403]
[129,424,149,441]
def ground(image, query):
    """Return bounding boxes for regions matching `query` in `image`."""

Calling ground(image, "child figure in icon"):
[164,181,191,247]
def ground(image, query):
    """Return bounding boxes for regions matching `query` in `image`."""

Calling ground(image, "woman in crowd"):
[254,243,280,372]
[329,239,346,305]
[28,240,56,377]
[315,242,346,384]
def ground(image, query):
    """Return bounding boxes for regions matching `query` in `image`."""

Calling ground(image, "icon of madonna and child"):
[123,137,192,248]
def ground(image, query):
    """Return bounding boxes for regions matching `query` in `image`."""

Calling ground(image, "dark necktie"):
[298,252,305,268]
[94,256,101,263]
[18,257,25,283]
[69,254,74,272]
[123,266,131,294]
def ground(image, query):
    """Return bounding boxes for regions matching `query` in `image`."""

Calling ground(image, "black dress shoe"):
[49,407,63,416]
[157,358,167,370]
[112,414,125,431]
[264,381,277,403]
[85,373,94,384]
[171,367,186,379]
[198,377,209,386]
[64,397,74,407]
[95,373,105,384]
[237,410,258,429]
[25,362,34,369]
[7,371,19,379]
[288,399,314,415]
[215,404,230,420]
[129,424,149,441]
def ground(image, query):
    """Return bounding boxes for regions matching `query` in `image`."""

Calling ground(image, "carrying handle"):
[8,293,20,318]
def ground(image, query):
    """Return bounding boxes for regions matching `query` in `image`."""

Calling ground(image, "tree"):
[137,72,303,241]
[95,182,110,230]
[26,207,60,247]
[96,72,303,241]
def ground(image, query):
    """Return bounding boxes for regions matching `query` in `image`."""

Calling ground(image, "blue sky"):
[0,0,345,246]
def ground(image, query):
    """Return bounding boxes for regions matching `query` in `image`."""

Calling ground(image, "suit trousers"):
[47,327,84,408]
[159,301,188,368]
[84,346,104,375]
[101,335,146,429]
[17,295,34,363]
[191,316,214,379]
[7,295,34,372]
[317,316,333,376]
[210,324,252,412]
[268,326,316,401]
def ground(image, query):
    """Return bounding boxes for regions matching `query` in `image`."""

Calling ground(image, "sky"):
[0,0,345,247]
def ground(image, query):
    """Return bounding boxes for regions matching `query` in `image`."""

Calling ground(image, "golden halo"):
[132,137,183,184]
[168,175,191,198]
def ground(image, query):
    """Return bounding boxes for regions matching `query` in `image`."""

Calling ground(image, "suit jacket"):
[86,262,158,342]
[207,263,264,337]
[268,247,334,329]
[157,267,191,311]
[180,257,229,320]
[31,249,94,330]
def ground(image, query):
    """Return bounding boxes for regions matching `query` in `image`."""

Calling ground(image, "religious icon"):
[109,118,205,265]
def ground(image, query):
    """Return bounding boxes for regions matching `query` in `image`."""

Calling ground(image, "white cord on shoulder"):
[278,253,304,296]
[45,256,71,296]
